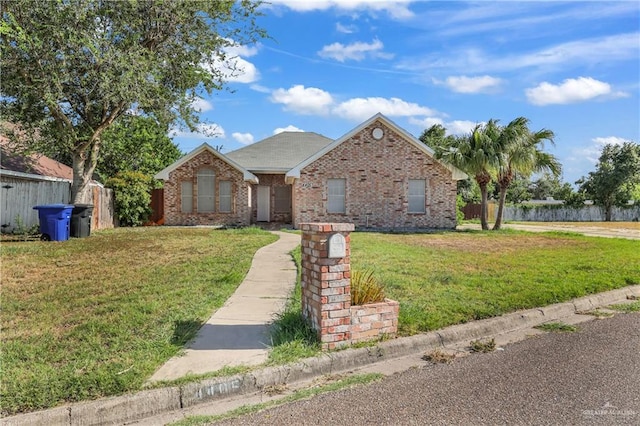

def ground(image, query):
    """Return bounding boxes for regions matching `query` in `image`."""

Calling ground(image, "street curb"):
[3,285,639,426]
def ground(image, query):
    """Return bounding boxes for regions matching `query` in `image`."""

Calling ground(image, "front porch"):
[251,174,293,226]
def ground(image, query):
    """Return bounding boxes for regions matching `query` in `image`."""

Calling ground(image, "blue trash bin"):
[33,204,74,241]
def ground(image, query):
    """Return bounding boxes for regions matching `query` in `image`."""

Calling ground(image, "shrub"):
[351,270,385,306]
[12,215,40,240]
[105,171,153,227]
[456,194,465,223]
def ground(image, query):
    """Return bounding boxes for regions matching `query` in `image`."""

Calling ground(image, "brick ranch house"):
[155,113,467,230]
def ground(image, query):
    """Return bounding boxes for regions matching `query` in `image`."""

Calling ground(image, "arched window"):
[197,168,215,212]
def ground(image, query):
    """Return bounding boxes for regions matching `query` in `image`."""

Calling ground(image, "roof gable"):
[285,113,468,183]
[226,132,333,173]
[154,143,258,183]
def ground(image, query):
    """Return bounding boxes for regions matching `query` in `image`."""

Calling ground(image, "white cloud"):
[268,85,447,127]
[269,0,414,20]
[525,77,616,106]
[225,43,259,58]
[397,32,639,75]
[518,33,639,69]
[171,123,225,140]
[219,56,260,83]
[202,41,261,84]
[232,132,254,145]
[250,84,271,93]
[431,2,638,38]
[336,22,358,34]
[569,136,630,172]
[408,117,479,135]
[593,136,628,146]
[447,120,479,135]
[318,38,393,62]
[441,75,503,94]
[270,85,334,115]
[191,98,213,112]
[332,97,438,121]
[274,125,305,134]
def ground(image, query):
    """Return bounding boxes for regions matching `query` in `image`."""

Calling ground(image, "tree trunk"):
[493,184,508,230]
[71,139,100,204]
[71,154,92,204]
[604,205,612,222]
[476,172,492,230]
[479,182,489,230]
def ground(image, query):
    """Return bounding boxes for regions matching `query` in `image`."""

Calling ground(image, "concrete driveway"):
[458,222,640,240]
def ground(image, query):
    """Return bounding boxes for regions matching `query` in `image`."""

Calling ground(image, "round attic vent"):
[372,127,384,140]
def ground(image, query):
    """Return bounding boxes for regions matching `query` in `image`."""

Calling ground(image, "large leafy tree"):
[0,0,265,202]
[529,172,574,201]
[577,141,640,221]
[432,121,501,230]
[493,117,560,230]
[96,115,182,183]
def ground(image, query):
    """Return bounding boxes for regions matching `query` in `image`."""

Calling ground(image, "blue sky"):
[172,1,639,185]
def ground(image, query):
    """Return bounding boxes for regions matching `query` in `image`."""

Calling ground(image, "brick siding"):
[163,150,251,226]
[350,299,400,344]
[293,120,458,229]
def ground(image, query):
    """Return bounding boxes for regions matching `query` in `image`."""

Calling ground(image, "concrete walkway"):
[148,231,300,382]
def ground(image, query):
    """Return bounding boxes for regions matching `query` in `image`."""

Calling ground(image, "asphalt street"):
[216,313,640,425]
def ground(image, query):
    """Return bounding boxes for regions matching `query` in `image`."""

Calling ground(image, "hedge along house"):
[155,113,467,229]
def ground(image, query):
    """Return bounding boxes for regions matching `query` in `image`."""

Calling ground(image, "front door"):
[257,186,270,222]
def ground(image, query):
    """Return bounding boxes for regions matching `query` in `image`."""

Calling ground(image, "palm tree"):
[435,120,501,230]
[493,117,560,230]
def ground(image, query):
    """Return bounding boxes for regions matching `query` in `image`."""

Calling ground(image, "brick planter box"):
[350,298,400,344]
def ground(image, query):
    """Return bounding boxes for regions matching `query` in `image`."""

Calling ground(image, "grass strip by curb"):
[608,301,640,313]
[535,322,578,332]
[167,373,384,425]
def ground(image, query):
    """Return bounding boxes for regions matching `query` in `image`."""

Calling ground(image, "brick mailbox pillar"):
[300,222,354,350]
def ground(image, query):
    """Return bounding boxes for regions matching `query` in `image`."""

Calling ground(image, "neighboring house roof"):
[285,113,468,183]
[225,132,334,174]
[0,136,73,182]
[154,142,258,183]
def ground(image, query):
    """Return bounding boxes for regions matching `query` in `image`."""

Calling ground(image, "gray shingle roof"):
[225,132,334,173]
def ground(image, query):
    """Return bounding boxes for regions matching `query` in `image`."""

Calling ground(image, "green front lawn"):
[2,227,638,416]
[0,227,277,416]
[351,231,639,334]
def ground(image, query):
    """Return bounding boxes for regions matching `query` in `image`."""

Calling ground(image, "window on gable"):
[408,179,426,213]
[219,180,232,213]
[327,178,346,214]
[274,186,291,212]
[197,168,215,213]
[181,181,193,213]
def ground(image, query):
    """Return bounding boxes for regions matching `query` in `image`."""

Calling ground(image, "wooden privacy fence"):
[0,175,115,233]
[462,202,497,220]
[148,188,164,225]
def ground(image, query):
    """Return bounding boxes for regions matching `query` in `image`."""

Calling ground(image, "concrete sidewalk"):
[148,231,300,382]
